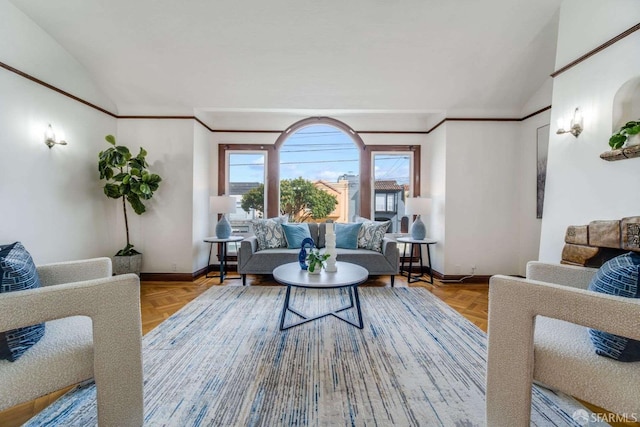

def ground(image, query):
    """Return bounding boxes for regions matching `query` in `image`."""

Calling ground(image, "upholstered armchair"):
[486,261,640,426]
[0,258,143,426]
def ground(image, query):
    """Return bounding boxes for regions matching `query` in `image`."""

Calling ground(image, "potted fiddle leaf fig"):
[609,120,640,149]
[98,135,162,275]
[306,249,330,274]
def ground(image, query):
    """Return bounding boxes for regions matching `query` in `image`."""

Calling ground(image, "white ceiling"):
[10,0,561,126]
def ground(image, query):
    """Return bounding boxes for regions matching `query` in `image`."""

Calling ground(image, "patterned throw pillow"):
[0,242,46,362]
[357,221,391,253]
[251,218,287,251]
[588,252,640,362]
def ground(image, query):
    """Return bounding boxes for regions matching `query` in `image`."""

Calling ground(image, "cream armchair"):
[0,257,143,426]
[486,261,640,426]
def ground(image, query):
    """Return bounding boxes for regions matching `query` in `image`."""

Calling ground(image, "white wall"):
[192,122,211,271]
[0,0,118,264]
[539,0,640,262]
[517,110,551,275]
[444,122,522,276]
[425,123,447,274]
[116,119,195,273]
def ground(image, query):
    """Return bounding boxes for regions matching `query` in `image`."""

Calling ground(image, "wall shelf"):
[600,145,640,161]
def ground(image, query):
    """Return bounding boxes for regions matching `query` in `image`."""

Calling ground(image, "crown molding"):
[551,22,640,78]
[1,60,550,134]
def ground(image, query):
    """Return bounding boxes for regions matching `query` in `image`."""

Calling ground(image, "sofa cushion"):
[0,242,46,362]
[335,223,362,249]
[282,223,312,249]
[587,252,640,362]
[251,218,287,251]
[357,221,391,253]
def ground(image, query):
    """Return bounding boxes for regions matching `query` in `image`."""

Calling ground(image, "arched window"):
[276,118,362,222]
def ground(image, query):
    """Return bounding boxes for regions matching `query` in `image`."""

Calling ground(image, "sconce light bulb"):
[44,123,68,148]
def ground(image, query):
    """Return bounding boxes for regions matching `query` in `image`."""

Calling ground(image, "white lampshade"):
[405,197,432,215]
[209,195,236,214]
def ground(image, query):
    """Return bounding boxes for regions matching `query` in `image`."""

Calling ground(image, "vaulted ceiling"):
[10,0,561,123]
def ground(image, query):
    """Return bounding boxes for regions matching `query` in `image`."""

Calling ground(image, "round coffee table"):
[273,261,369,331]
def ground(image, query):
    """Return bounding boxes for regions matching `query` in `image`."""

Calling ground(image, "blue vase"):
[410,215,426,240]
[298,238,315,270]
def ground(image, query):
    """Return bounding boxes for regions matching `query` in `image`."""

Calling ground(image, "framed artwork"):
[536,124,550,219]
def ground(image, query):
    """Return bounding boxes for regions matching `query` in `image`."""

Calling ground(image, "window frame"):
[218,118,421,220]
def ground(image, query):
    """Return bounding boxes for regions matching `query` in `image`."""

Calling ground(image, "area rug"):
[26,286,589,426]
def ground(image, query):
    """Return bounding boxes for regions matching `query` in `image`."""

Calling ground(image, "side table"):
[203,236,244,283]
[396,237,437,284]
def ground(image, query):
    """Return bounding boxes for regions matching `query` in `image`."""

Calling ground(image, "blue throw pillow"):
[0,242,46,362]
[588,252,640,362]
[281,223,312,249]
[335,223,362,249]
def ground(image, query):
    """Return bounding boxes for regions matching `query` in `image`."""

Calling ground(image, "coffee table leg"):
[352,285,363,329]
[279,285,292,331]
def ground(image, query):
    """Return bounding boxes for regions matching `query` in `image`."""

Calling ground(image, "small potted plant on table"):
[307,249,330,274]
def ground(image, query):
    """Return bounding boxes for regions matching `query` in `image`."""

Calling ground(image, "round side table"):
[203,236,244,283]
[396,237,437,284]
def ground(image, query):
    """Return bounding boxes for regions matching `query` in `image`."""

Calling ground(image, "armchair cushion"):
[0,242,45,362]
[588,252,640,361]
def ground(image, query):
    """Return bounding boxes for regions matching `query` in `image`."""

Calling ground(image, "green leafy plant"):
[306,249,330,273]
[98,135,162,256]
[609,120,640,149]
[241,177,338,222]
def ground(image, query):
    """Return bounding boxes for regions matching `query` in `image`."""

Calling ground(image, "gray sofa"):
[238,222,399,286]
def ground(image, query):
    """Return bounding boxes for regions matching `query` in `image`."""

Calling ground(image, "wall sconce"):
[44,124,68,148]
[556,108,583,138]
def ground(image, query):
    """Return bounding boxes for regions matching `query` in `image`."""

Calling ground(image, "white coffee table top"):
[273,262,369,289]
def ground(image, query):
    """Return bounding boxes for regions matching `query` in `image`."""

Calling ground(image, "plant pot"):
[307,268,321,275]
[113,253,142,276]
[626,134,640,147]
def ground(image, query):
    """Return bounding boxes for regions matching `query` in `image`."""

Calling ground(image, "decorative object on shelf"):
[306,248,329,274]
[556,107,583,138]
[600,144,640,161]
[298,237,315,270]
[325,222,338,272]
[609,119,640,149]
[210,195,236,239]
[405,197,432,240]
[98,134,162,276]
[44,124,67,148]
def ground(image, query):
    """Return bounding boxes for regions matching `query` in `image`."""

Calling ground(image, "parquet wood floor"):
[2,273,636,426]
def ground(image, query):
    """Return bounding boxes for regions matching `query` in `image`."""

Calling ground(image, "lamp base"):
[216,214,232,239]
[410,215,426,240]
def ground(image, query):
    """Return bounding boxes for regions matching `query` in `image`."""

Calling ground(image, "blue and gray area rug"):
[27,286,590,426]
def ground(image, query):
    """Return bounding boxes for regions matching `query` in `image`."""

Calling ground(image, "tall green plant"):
[98,135,162,256]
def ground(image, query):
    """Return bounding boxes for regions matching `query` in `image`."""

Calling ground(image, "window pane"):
[228,152,266,234]
[280,124,360,222]
[373,153,411,233]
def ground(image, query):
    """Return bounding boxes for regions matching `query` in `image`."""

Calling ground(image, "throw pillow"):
[251,218,287,251]
[335,223,362,249]
[588,252,640,362]
[357,221,391,253]
[281,223,312,249]
[0,242,46,362]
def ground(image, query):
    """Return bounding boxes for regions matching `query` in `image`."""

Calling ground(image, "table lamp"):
[405,197,431,240]
[210,195,237,239]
